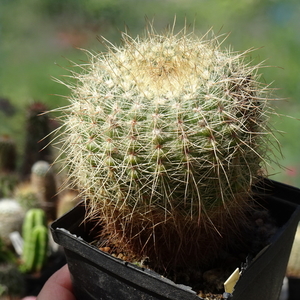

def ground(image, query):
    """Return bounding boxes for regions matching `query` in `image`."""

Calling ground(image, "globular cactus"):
[0,199,24,246]
[55,26,278,271]
[31,160,58,221]
[21,208,48,273]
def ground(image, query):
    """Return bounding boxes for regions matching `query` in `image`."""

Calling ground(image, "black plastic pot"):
[51,179,300,300]
[287,277,300,300]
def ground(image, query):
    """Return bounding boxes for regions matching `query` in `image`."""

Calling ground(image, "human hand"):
[37,264,75,300]
[23,264,76,300]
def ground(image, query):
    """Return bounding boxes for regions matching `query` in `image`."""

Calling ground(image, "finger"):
[36,264,76,300]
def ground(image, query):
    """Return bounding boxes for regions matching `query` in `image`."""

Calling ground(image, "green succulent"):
[21,208,49,273]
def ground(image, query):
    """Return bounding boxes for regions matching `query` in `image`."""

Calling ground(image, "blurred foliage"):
[0,237,16,264]
[0,0,299,186]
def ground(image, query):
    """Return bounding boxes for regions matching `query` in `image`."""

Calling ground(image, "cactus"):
[0,135,17,173]
[0,173,19,198]
[0,199,24,246]
[0,135,18,198]
[0,97,16,116]
[31,160,58,221]
[55,26,278,272]
[21,208,48,273]
[14,182,39,211]
[20,102,53,179]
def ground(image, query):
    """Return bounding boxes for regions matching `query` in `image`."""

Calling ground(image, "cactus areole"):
[57,26,277,271]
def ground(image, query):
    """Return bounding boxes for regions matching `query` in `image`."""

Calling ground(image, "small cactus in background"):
[0,135,19,198]
[0,97,16,116]
[20,208,48,274]
[0,199,24,246]
[31,160,58,221]
[20,102,53,179]
[0,135,17,173]
[0,173,19,198]
[0,263,25,298]
[14,182,39,211]
[55,25,278,272]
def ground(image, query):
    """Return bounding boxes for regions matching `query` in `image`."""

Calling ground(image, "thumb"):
[36,264,76,300]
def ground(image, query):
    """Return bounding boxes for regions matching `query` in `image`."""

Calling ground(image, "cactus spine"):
[21,208,48,273]
[56,26,278,271]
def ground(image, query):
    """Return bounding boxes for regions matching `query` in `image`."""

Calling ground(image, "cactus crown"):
[55,25,278,269]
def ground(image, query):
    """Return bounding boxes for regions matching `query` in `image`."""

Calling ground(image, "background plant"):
[20,102,53,179]
[20,208,49,274]
[30,161,58,221]
[0,199,24,246]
